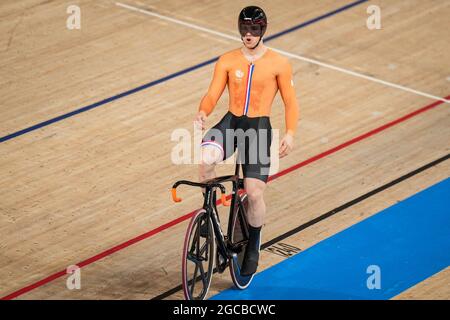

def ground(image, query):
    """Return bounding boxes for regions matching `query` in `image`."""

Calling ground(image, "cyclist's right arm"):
[195,56,228,129]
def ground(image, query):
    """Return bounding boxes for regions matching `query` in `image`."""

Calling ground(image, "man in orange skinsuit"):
[194,6,299,276]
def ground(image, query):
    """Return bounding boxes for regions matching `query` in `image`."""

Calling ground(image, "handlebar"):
[171,176,237,207]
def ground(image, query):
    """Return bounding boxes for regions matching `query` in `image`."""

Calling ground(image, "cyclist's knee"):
[245,179,266,203]
[200,144,223,166]
[247,189,264,203]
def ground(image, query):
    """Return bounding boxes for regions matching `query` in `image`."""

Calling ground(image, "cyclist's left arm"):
[277,58,299,158]
[277,58,299,137]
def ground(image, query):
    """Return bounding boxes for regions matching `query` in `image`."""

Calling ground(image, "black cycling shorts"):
[201,111,272,183]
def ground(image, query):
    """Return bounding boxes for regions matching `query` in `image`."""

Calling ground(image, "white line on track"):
[116,2,450,104]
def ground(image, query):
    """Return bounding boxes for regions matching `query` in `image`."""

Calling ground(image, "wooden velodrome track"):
[1,0,449,300]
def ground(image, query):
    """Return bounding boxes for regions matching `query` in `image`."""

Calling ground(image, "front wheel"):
[182,209,215,300]
[229,193,255,289]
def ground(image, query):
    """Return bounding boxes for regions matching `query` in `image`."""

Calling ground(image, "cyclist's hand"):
[194,111,207,130]
[279,133,294,158]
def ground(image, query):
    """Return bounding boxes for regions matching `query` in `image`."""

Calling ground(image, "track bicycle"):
[171,161,254,300]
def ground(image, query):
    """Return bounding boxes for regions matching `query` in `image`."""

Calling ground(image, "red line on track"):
[2,95,448,300]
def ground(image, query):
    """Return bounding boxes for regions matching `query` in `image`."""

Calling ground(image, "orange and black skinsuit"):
[200,48,299,182]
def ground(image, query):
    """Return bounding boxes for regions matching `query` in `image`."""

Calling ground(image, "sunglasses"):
[238,23,263,37]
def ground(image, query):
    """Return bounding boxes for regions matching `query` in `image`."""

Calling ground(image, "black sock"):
[247,224,262,252]
[241,224,262,275]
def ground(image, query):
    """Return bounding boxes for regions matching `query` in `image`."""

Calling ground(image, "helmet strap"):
[251,36,262,49]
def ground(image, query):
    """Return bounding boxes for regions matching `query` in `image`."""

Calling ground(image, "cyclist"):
[194,6,299,276]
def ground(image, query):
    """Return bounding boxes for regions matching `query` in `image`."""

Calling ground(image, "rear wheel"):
[229,193,254,289]
[182,209,215,300]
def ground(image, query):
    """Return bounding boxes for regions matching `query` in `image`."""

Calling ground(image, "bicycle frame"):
[204,166,245,264]
[172,162,248,264]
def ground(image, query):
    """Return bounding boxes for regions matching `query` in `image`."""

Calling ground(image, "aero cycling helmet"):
[238,6,267,48]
